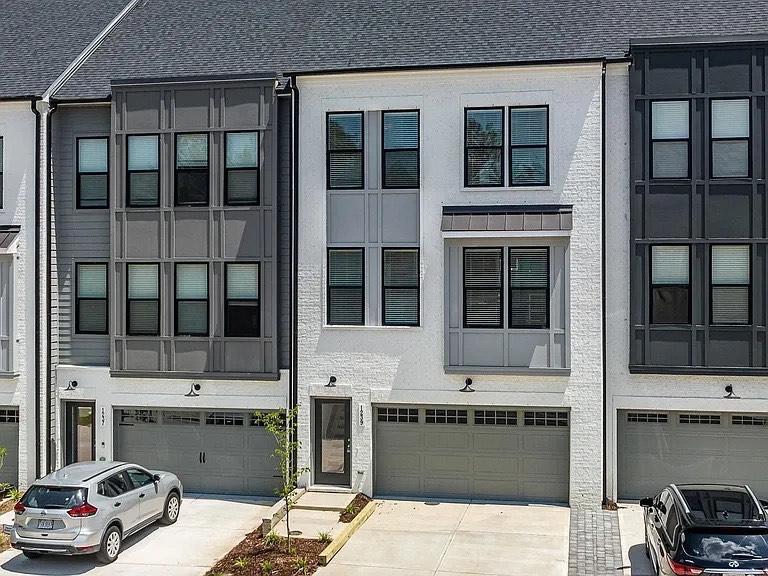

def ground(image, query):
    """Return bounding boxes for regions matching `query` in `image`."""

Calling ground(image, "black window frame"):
[464,107,504,188]
[326,111,364,190]
[126,262,160,336]
[125,468,154,490]
[174,262,209,337]
[327,247,365,326]
[709,244,752,326]
[381,247,420,327]
[649,100,691,180]
[381,109,420,189]
[509,105,549,187]
[76,136,110,209]
[75,262,109,335]
[174,132,210,207]
[508,246,550,329]
[0,136,3,209]
[462,247,503,329]
[649,244,692,325]
[224,130,260,206]
[224,262,261,337]
[710,97,752,180]
[126,133,160,208]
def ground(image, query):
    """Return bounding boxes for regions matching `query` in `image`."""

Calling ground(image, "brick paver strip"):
[568,509,623,576]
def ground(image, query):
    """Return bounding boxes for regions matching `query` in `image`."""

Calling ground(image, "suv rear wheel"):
[96,525,122,564]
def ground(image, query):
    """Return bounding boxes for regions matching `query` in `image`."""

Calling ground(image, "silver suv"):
[7,461,183,564]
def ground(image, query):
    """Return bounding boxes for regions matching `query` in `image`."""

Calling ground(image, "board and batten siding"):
[276,98,291,369]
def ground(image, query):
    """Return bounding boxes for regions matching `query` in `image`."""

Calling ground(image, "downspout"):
[30,98,41,480]
[290,76,299,473]
[45,104,58,474]
[601,60,608,506]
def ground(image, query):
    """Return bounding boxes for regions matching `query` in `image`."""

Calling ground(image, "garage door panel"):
[523,479,569,501]
[473,431,520,451]
[424,476,471,496]
[377,427,422,449]
[473,479,522,499]
[424,453,471,472]
[473,455,519,475]
[522,432,568,452]
[377,475,422,495]
[379,452,420,474]
[0,418,20,486]
[523,456,569,476]
[424,430,470,450]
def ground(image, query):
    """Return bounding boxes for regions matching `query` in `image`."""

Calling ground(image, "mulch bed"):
[206,531,325,576]
[339,493,373,523]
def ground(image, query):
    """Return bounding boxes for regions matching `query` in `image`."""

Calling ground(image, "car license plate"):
[37,519,53,530]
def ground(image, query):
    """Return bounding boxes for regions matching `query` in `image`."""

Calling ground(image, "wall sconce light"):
[724,384,740,399]
[326,376,337,388]
[185,383,201,397]
[64,380,78,391]
[459,378,475,393]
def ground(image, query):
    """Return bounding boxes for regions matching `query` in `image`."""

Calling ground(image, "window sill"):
[322,324,423,332]
[109,370,281,381]
[461,186,553,193]
[0,372,19,379]
[629,365,768,376]
[444,365,570,376]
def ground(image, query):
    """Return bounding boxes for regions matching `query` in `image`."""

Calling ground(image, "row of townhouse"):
[0,0,767,508]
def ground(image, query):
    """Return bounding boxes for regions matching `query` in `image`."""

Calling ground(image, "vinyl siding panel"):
[277,98,291,369]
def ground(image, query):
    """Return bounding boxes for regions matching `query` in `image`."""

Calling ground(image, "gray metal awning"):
[441,205,573,232]
[0,226,21,249]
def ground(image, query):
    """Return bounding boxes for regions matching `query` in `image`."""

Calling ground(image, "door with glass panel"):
[65,402,95,464]
[313,399,351,486]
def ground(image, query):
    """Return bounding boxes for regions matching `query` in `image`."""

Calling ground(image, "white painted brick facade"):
[297,65,605,507]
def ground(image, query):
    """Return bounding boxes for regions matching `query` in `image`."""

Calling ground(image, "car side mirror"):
[152,474,161,483]
[640,497,654,508]
[761,500,768,510]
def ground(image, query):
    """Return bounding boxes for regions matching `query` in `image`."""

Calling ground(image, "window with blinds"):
[465,108,503,187]
[127,135,159,207]
[77,137,109,208]
[382,111,419,189]
[711,99,750,178]
[225,263,260,337]
[225,131,259,205]
[76,263,108,334]
[510,107,548,186]
[382,248,419,326]
[711,245,750,325]
[175,263,208,336]
[650,245,690,324]
[328,248,364,325]
[127,264,159,335]
[463,248,503,328]
[0,138,3,208]
[175,133,209,206]
[508,248,549,328]
[651,100,690,179]
[327,113,363,189]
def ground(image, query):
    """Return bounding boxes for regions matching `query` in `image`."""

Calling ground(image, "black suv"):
[641,484,768,576]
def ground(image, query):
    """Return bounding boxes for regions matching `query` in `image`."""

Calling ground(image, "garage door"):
[374,406,569,502]
[618,410,768,501]
[115,409,280,495]
[0,408,19,486]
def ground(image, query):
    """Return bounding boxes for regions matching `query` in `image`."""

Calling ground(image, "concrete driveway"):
[316,499,570,576]
[0,494,273,576]
[618,504,654,576]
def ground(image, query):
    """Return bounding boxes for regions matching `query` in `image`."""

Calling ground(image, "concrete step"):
[293,490,356,512]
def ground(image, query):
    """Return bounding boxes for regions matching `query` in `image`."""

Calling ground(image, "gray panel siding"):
[276,98,291,369]
[52,106,111,367]
[0,421,19,486]
[0,259,13,372]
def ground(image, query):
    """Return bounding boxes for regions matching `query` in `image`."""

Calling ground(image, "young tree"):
[254,407,308,553]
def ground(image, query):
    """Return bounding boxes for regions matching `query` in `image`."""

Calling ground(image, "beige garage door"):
[115,409,280,495]
[374,406,569,502]
[0,408,19,486]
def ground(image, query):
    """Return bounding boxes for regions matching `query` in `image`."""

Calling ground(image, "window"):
[119,409,156,424]
[127,135,159,207]
[651,245,690,324]
[377,408,419,423]
[382,249,419,326]
[225,132,259,205]
[225,263,260,336]
[327,112,363,189]
[175,133,209,205]
[679,414,720,425]
[0,137,3,208]
[733,415,768,426]
[627,412,668,423]
[127,264,159,335]
[523,411,568,427]
[0,409,19,423]
[464,108,503,187]
[382,110,419,188]
[76,263,108,334]
[474,410,517,426]
[126,468,154,489]
[664,502,680,543]
[99,473,131,498]
[327,248,364,325]
[76,137,108,208]
[651,101,690,178]
[508,248,548,328]
[463,248,503,328]
[425,409,467,424]
[711,99,750,178]
[163,411,200,425]
[509,106,548,186]
[175,263,208,336]
[206,412,245,426]
[711,245,750,325]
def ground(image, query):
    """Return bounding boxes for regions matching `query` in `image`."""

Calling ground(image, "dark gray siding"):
[52,106,111,366]
[629,42,768,374]
[276,97,291,369]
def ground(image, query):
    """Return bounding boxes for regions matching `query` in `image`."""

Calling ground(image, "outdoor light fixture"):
[724,384,740,399]
[64,380,78,391]
[459,378,475,393]
[185,383,201,397]
[326,376,337,387]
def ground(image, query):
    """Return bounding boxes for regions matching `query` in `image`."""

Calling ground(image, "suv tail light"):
[13,502,24,514]
[67,502,98,518]
[668,558,703,576]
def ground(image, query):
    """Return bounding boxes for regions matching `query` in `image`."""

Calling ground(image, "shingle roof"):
[43,0,768,100]
[0,0,130,99]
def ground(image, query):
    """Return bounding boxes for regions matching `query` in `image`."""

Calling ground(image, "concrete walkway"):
[316,499,570,576]
[273,491,355,540]
[0,494,273,576]
[617,504,654,576]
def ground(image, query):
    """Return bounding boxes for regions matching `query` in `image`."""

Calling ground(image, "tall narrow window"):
[651,101,690,179]
[464,108,503,187]
[76,263,107,334]
[127,135,159,207]
[711,245,750,325]
[711,99,750,178]
[327,113,363,189]
[382,249,419,326]
[175,263,208,336]
[175,133,209,206]
[510,107,548,186]
[327,249,364,325]
[463,248,503,328]
[382,111,419,188]
[225,263,260,336]
[508,248,549,328]
[77,137,108,208]
[651,245,690,324]
[127,264,159,336]
[0,137,3,208]
[225,132,259,205]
